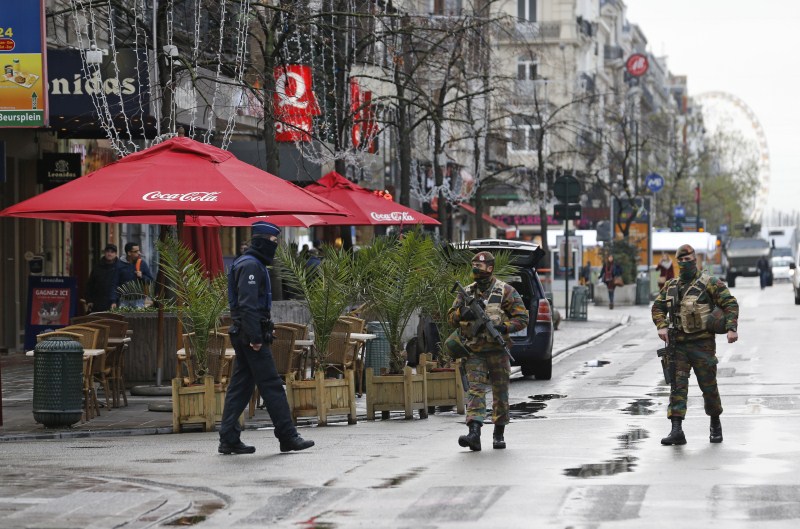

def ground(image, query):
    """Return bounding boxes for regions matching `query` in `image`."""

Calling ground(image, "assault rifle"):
[656,298,677,389]
[452,281,515,362]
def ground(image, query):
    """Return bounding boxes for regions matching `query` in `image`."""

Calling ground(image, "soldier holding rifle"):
[446,252,529,451]
[652,244,739,445]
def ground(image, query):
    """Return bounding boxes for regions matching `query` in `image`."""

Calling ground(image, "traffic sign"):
[553,175,581,203]
[554,204,582,221]
[719,224,728,234]
[626,53,649,77]
[645,172,664,193]
[674,205,686,219]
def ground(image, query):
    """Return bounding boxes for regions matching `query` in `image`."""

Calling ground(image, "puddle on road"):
[166,515,207,526]
[621,399,656,415]
[499,394,566,420]
[563,427,649,478]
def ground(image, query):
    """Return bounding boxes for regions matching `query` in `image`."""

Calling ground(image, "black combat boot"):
[709,416,723,443]
[661,417,687,445]
[458,421,482,451]
[493,424,506,450]
[218,440,256,455]
[279,435,315,453]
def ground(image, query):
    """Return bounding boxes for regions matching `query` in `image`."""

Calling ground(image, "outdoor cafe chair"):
[321,321,353,379]
[182,332,228,385]
[65,323,112,409]
[338,316,366,394]
[278,322,310,378]
[248,325,296,418]
[89,319,130,407]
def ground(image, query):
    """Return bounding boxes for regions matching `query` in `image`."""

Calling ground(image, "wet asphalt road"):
[1,276,798,528]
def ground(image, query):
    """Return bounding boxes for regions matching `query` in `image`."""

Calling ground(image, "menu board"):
[0,1,47,128]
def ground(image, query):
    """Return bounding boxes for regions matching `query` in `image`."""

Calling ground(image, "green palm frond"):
[362,230,440,372]
[277,244,356,366]
[156,236,228,374]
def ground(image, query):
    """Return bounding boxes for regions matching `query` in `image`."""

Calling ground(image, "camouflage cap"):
[676,244,695,259]
[472,251,495,264]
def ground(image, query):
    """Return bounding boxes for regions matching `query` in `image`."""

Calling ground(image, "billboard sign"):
[0,1,47,127]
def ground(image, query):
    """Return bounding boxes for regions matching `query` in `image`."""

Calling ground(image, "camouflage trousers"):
[668,337,723,418]
[464,351,511,425]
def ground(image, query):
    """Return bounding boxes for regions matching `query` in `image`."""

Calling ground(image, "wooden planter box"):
[419,354,465,415]
[365,366,428,420]
[171,375,227,432]
[285,370,357,426]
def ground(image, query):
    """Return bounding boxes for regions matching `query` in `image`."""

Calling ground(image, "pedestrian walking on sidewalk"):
[651,244,739,446]
[218,221,314,455]
[600,254,623,309]
[86,243,124,313]
[447,251,529,451]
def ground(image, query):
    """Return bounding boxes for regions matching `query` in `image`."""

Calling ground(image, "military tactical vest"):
[665,271,713,334]
[460,279,508,345]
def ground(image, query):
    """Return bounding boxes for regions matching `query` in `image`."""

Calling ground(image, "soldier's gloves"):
[493,323,507,334]
[460,307,478,321]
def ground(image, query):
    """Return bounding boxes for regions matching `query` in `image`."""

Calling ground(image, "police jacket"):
[228,252,272,344]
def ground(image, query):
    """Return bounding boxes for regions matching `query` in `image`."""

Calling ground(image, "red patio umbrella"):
[0,137,349,221]
[0,137,350,386]
[303,171,440,226]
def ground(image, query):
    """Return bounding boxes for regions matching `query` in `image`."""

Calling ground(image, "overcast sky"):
[625,0,800,218]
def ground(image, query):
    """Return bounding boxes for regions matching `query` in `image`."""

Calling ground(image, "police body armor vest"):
[460,279,508,346]
[665,271,713,334]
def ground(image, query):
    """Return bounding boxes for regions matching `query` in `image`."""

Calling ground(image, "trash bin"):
[365,322,391,376]
[569,286,589,321]
[635,276,651,305]
[32,337,84,428]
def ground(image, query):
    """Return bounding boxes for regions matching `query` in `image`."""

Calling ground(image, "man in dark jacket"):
[218,221,314,455]
[113,242,155,308]
[86,244,124,312]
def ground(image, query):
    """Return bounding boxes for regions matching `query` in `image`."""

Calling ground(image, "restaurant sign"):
[37,152,81,189]
[0,1,48,127]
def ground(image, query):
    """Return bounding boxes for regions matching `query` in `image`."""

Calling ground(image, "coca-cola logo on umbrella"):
[142,191,220,202]
[370,211,416,222]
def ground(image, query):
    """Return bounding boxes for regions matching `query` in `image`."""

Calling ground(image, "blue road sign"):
[674,205,686,218]
[645,172,664,192]
[719,224,728,234]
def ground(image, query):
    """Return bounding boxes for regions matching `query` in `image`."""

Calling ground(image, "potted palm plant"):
[277,244,358,425]
[356,230,440,420]
[157,236,230,432]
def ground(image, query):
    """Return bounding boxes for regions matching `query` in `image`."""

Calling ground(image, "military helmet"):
[705,307,727,334]
[472,251,495,265]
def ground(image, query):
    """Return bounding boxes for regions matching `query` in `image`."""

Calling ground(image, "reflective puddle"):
[621,398,656,415]
[563,427,649,478]
[503,394,566,420]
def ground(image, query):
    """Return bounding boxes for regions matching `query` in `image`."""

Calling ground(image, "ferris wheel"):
[694,91,770,223]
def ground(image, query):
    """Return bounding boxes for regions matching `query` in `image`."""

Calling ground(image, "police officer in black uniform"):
[218,221,314,455]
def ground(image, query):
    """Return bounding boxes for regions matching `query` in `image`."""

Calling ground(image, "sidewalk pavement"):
[0,303,638,442]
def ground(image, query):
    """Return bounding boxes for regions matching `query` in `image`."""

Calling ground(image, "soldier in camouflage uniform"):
[446,251,529,451]
[651,244,739,445]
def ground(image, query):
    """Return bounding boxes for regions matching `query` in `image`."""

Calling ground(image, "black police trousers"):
[219,331,297,443]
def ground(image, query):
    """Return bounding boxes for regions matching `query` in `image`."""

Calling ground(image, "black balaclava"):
[678,259,697,282]
[247,236,278,265]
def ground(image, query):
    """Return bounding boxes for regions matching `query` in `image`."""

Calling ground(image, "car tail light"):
[536,298,551,322]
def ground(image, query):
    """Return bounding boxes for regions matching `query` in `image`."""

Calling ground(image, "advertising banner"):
[0,1,47,128]
[350,77,378,153]
[274,65,320,142]
[24,276,78,350]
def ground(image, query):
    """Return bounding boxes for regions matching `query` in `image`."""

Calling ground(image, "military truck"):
[723,237,772,288]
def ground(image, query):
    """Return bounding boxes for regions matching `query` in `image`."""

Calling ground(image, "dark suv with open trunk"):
[458,239,555,379]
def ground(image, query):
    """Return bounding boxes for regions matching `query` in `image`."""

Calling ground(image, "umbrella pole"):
[160,212,187,387]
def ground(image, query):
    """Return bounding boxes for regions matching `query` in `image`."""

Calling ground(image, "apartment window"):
[509,115,540,152]
[433,0,462,15]
[517,57,538,80]
[518,0,537,22]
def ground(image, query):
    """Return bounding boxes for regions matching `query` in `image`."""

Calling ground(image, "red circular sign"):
[626,53,649,77]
